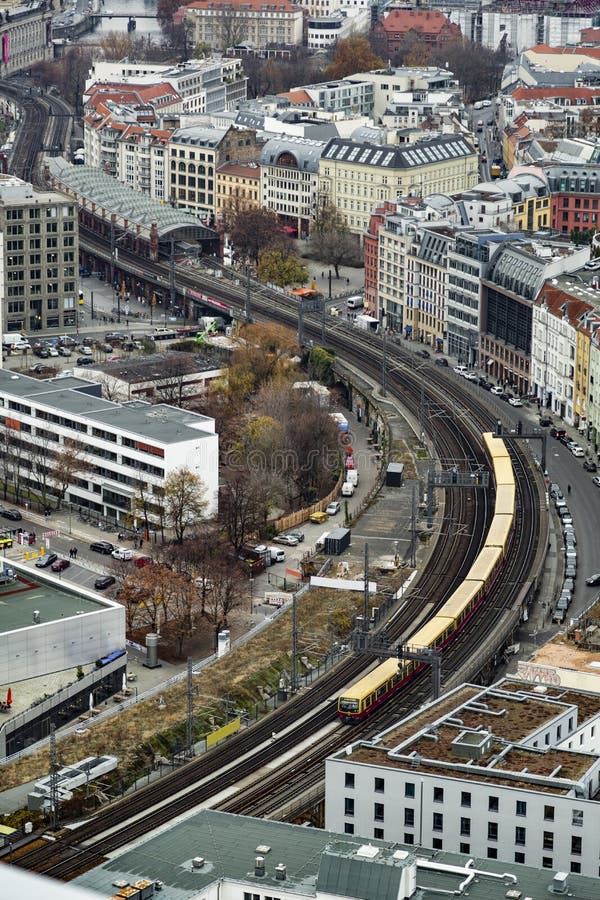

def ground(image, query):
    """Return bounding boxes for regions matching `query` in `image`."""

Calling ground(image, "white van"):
[268,546,286,564]
[341,481,355,497]
[346,470,359,486]
[347,295,364,309]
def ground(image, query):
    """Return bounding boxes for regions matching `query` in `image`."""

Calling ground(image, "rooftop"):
[87,351,220,383]
[0,369,216,444]
[0,568,114,636]
[338,680,600,795]
[72,809,600,900]
[321,134,475,168]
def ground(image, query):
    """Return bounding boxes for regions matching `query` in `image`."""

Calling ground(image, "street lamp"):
[249,576,254,614]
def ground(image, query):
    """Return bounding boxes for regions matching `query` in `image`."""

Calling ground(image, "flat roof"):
[338,679,600,794]
[0,571,112,635]
[73,809,600,900]
[0,370,216,444]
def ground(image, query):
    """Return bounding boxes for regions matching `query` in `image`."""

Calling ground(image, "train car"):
[338,657,407,723]
[337,435,516,722]
[485,513,513,551]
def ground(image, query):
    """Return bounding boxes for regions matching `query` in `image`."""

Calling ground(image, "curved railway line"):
[0,90,544,882]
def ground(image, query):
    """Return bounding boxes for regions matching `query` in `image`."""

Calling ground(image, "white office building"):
[0,369,219,524]
[326,678,600,877]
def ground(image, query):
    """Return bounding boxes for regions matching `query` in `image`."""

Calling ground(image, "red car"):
[134,555,153,568]
[51,558,71,572]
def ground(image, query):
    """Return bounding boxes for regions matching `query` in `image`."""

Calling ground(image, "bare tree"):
[309,203,361,277]
[153,355,192,407]
[27,434,54,508]
[50,438,93,509]
[164,467,208,543]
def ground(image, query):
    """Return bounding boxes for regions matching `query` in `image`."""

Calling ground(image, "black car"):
[90,541,115,555]
[2,508,22,521]
[434,357,449,367]
[539,417,553,427]
[583,460,597,472]
[94,574,116,590]
[35,552,58,569]
[415,349,431,359]
[77,356,94,366]
[550,427,567,440]
[558,434,571,447]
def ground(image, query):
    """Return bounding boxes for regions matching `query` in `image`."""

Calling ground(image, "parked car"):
[1,508,22,521]
[558,434,572,446]
[415,349,430,359]
[558,505,571,518]
[570,444,585,457]
[583,460,597,472]
[539,417,553,427]
[58,346,72,356]
[94,575,116,590]
[35,552,58,569]
[550,427,566,440]
[561,514,574,526]
[586,573,600,586]
[490,385,503,395]
[134,555,154,568]
[326,501,341,515]
[565,563,577,580]
[48,346,59,357]
[593,476,600,487]
[112,547,133,560]
[508,397,522,407]
[453,364,467,376]
[99,343,114,353]
[552,601,567,624]
[89,540,115,554]
[434,357,448,367]
[559,588,572,606]
[563,578,575,594]
[549,483,561,499]
[51,558,71,572]
[463,371,478,380]
[273,534,299,547]
[78,345,92,356]
[77,356,94,366]
[286,531,305,543]
[309,511,328,524]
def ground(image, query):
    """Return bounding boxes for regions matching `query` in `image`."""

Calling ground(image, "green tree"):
[325,36,384,80]
[257,248,308,288]
[163,467,208,543]
[308,346,336,386]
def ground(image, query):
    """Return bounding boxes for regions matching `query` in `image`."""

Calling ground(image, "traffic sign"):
[42,530,59,538]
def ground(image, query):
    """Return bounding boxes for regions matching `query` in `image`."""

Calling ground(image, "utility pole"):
[245,265,251,322]
[410,486,417,568]
[291,589,298,692]
[186,657,194,757]
[363,543,369,628]
[49,726,59,830]
[169,236,176,324]
[381,313,387,398]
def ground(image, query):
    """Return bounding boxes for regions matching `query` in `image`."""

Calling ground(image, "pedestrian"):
[74,547,78,559]
[567,484,571,494]
[69,548,73,559]
[139,538,143,549]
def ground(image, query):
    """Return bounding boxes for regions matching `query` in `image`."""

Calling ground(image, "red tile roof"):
[512,86,600,102]
[180,0,301,11]
[277,90,314,106]
[379,9,460,36]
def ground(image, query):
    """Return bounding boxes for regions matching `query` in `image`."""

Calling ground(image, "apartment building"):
[325,679,600,877]
[545,164,600,235]
[180,0,304,51]
[345,66,460,121]
[590,328,600,451]
[290,79,375,117]
[480,239,588,395]
[406,224,461,352]
[371,9,460,63]
[0,175,78,334]
[261,136,325,238]
[0,369,219,524]
[216,160,261,223]
[320,135,478,240]
[168,125,263,218]
[0,3,53,79]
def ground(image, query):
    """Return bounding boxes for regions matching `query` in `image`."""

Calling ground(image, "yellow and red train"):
[338,432,515,722]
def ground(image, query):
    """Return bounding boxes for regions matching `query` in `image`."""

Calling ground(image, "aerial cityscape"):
[1,1,600,899]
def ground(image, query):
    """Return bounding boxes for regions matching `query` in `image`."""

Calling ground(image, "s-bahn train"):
[338,432,515,723]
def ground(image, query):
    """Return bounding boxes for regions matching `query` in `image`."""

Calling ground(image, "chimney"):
[275,864,286,881]
[255,857,265,877]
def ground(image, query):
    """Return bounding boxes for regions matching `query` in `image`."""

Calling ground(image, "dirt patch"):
[0,580,403,794]
[390,438,418,479]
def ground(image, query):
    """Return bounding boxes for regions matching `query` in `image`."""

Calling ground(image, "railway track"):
[2,95,543,879]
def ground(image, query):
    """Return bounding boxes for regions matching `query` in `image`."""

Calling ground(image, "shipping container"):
[324,527,351,556]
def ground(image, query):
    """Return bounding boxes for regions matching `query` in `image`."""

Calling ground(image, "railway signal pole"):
[353,632,442,700]
[493,420,547,472]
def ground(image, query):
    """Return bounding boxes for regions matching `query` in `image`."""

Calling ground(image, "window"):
[543,857,553,869]
[544,805,555,821]
[374,828,384,840]
[571,836,582,855]
[374,803,384,822]
[344,823,354,835]
[404,808,414,827]
[345,773,355,788]
[374,777,385,793]
[543,832,554,850]
[344,798,354,817]
[572,809,583,827]
[405,782,415,798]
[404,833,414,844]
[433,812,443,832]
[570,862,581,874]
[516,801,527,817]
[514,852,525,864]
[460,817,471,836]
[487,848,498,859]
[460,843,470,854]
[488,796,499,812]
[488,822,498,841]
[461,791,471,808]
[515,827,526,846]
[433,787,444,803]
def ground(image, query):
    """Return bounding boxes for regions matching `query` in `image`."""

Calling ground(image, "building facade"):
[260,136,325,238]
[546,164,600,236]
[0,3,52,79]
[326,679,600,877]
[0,175,79,334]
[181,0,304,51]
[0,369,219,524]
[216,160,261,223]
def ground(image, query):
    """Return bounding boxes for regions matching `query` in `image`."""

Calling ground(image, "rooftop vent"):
[356,845,379,859]
[551,873,569,894]
[32,610,41,624]
[275,864,287,881]
[255,856,265,877]
[256,845,271,854]
[451,730,492,760]
[192,857,205,869]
